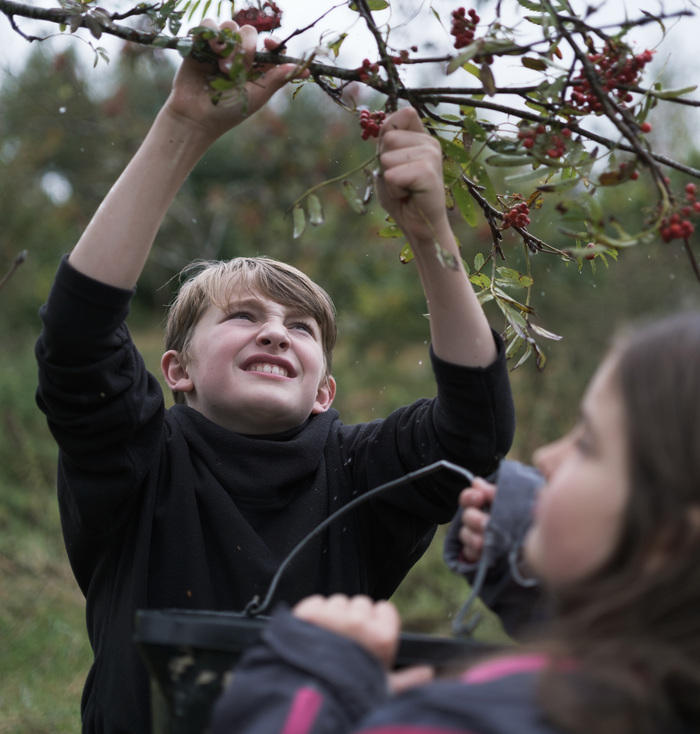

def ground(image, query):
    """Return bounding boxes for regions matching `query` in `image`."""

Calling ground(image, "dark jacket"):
[211,611,565,734]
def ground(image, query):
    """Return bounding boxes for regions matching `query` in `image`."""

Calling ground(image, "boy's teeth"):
[248,363,288,376]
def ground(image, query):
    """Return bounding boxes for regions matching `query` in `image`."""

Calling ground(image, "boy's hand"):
[293,594,400,671]
[376,107,447,244]
[458,477,496,563]
[165,19,301,140]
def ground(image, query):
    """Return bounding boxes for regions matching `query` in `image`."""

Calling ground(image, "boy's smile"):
[161,291,336,434]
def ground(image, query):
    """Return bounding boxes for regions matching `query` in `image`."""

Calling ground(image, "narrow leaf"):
[342,180,366,214]
[307,194,324,226]
[292,205,306,239]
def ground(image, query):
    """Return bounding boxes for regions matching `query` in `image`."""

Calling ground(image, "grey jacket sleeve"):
[444,460,547,637]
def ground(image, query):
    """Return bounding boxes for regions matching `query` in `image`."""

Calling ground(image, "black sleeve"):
[35,256,165,531]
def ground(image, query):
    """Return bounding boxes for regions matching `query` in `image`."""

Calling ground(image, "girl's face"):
[524,356,631,589]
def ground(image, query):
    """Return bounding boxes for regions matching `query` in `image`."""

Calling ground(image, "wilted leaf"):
[292,205,306,239]
[529,323,563,341]
[342,180,366,214]
[363,168,375,204]
[434,241,460,270]
[307,194,324,226]
[521,56,548,71]
[481,62,496,96]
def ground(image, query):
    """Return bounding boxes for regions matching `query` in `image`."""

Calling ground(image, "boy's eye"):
[230,311,254,321]
[290,321,314,335]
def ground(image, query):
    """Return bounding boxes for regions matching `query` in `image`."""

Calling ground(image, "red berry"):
[640,122,652,134]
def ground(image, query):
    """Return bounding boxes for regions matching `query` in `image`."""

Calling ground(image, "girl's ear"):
[311,375,337,414]
[161,350,194,394]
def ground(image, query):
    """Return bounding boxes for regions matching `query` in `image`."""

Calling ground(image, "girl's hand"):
[293,594,401,671]
[458,477,496,563]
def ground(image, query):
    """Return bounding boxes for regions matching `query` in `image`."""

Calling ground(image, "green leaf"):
[447,47,481,74]
[327,34,348,58]
[349,0,389,9]
[342,180,366,214]
[399,243,414,264]
[453,180,478,227]
[470,273,491,289]
[440,138,472,166]
[536,176,580,193]
[485,154,532,167]
[649,85,698,100]
[292,205,306,239]
[495,267,534,288]
[177,38,194,58]
[516,0,543,10]
[473,252,485,271]
[307,194,324,226]
[378,224,403,238]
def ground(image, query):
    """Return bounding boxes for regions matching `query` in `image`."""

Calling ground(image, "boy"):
[35,20,515,734]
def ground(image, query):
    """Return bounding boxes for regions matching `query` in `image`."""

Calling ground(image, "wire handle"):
[244,460,474,617]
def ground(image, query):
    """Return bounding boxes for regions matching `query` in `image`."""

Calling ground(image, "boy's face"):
[162,288,336,434]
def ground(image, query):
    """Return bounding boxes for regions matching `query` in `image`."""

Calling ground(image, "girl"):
[211,310,700,734]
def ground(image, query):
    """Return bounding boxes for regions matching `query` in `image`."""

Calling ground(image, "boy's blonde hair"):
[164,257,338,405]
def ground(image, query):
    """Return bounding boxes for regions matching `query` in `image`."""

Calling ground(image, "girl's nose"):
[533,434,570,480]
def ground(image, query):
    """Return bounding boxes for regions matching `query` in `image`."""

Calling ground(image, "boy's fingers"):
[381,106,425,135]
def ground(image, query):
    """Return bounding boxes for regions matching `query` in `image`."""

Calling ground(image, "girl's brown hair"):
[539,311,700,734]
[163,257,337,405]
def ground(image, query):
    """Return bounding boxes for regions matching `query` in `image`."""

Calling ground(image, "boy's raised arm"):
[69,21,296,290]
[376,108,497,368]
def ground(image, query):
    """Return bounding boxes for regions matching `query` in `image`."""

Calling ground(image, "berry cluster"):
[502,202,531,230]
[451,7,480,50]
[660,183,699,242]
[359,109,386,140]
[569,42,654,114]
[390,48,412,65]
[517,125,571,159]
[357,58,380,81]
[618,161,639,181]
[233,1,282,33]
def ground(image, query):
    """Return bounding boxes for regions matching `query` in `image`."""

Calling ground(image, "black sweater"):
[35,258,515,734]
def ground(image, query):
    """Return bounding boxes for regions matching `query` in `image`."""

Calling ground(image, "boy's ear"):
[311,375,336,415]
[161,350,194,394]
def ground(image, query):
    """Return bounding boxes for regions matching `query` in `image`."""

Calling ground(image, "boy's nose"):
[256,320,290,349]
